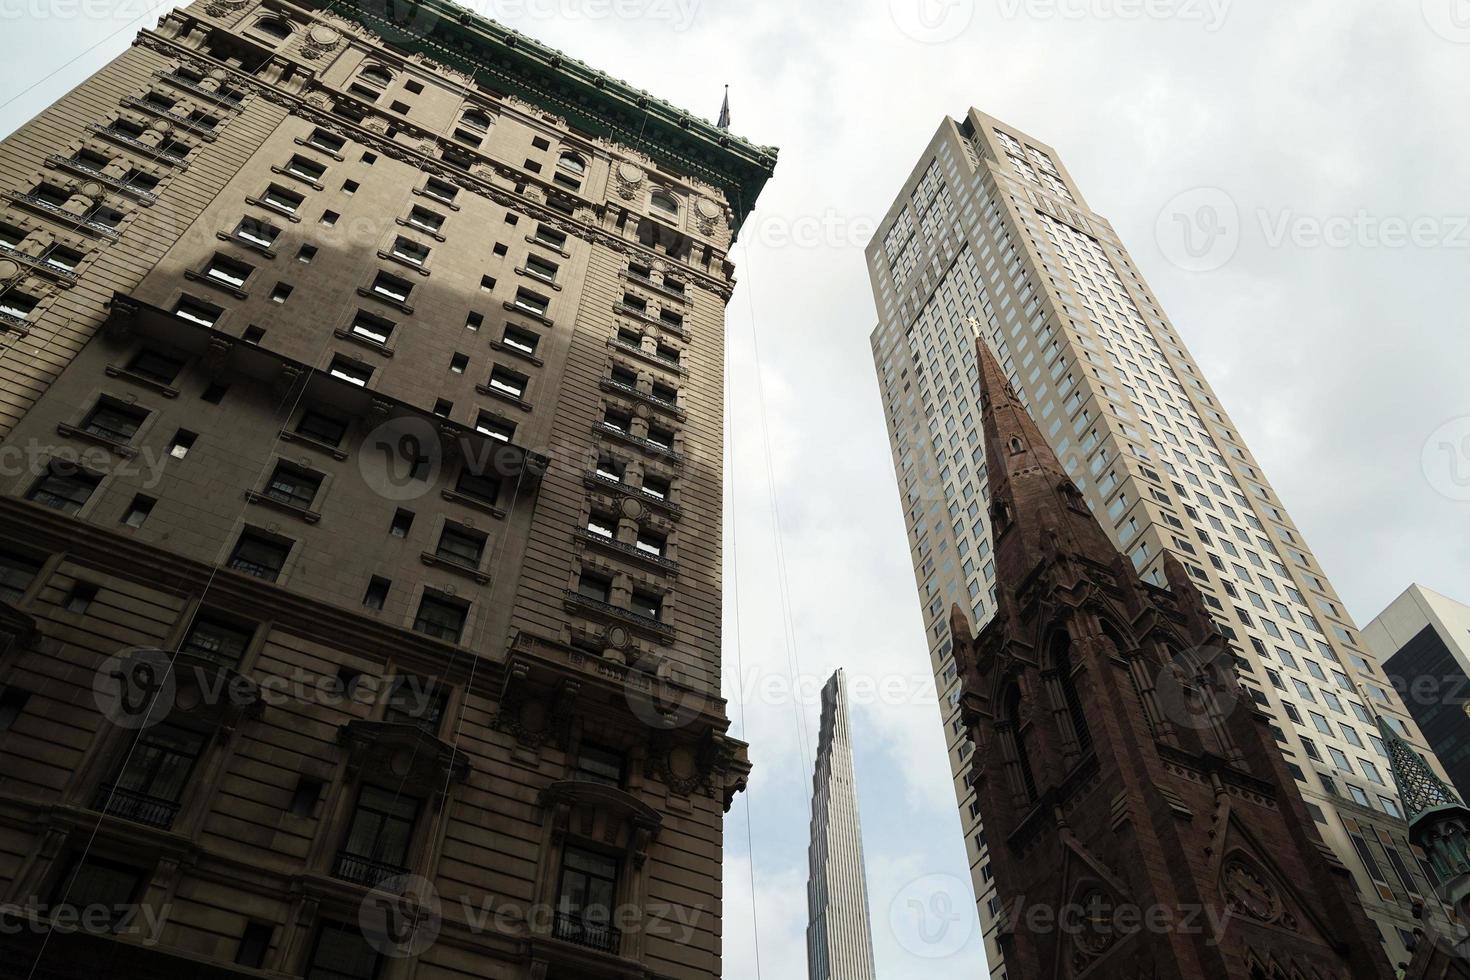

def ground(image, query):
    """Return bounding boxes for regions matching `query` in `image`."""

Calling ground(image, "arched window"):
[650,190,678,217]
[1004,685,1037,802]
[558,153,586,176]
[1051,632,1092,753]
[461,109,491,132]
[359,65,393,89]
[252,17,292,41]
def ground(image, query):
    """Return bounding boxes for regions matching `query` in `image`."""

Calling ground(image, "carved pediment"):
[338,721,470,795]
[539,779,661,867]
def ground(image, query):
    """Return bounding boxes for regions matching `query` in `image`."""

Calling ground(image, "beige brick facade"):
[0,1,775,977]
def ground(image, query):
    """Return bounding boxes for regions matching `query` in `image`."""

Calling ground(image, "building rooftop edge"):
[300,0,778,228]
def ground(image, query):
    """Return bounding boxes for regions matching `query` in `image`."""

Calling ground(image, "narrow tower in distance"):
[806,669,879,980]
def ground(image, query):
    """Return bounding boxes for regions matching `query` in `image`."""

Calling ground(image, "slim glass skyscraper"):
[867,108,1451,973]
[806,669,878,980]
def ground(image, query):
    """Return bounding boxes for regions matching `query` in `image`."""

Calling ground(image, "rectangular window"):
[0,549,41,603]
[406,205,444,234]
[204,253,253,288]
[362,576,390,611]
[370,271,412,304]
[264,463,321,509]
[390,236,430,266]
[329,356,372,387]
[27,463,100,515]
[181,615,253,666]
[502,326,539,356]
[261,184,304,213]
[534,224,566,249]
[234,217,280,249]
[512,288,548,317]
[227,531,291,581]
[421,178,457,204]
[350,310,394,345]
[635,530,666,557]
[488,366,527,399]
[554,847,621,953]
[284,155,326,182]
[382,675,447,731]
[574,745,625,787]
[122,495,155,528]
[82,401,147,443]
[100,723,203,829]
[335,785,419,886]
[413,591,467,643]
[524,254,558,282]
[436,525,485,567]
[296,409,348,447]
[453,466,500,506]
[306,128,346,153]
[577,572,612,603]
[304,922,382,980]
[629,590,662,621]
[173,295,222,328]
[642,475,670,501]
[50,857,143,931]
[474,412,515,444]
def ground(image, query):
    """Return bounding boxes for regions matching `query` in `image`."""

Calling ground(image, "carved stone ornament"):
[614,162,645,200]
[204,0,247,16]
[694,197,722,234]
[302,24,341,59]
[0,260,19,285]
[1221,857,1282,924]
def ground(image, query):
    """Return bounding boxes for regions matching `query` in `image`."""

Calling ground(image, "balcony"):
[333,851,409,889]
[552,911,622,955]
[563,589,674,641]
[93,785,180,829]
[45,154,158,205]
[5,191,120,239]
[594,422,682,465]
[577,530,678,576]
[582,470,681,519]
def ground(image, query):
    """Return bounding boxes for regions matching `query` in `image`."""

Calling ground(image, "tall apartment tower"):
[0,1,775,977]
[806,669,879,980]
[866,109,1449,973]
[1365,585,1470,802]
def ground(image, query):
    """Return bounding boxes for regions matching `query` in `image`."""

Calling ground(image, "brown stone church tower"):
[950,338,1394,978]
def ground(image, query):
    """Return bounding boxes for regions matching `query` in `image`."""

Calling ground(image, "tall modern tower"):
[806,669,878,980]
[0,1,774,978]
[866,108,1451,973]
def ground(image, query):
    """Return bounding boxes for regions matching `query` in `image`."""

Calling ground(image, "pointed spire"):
[975,336,1063,488]
[1379,715,1465,826]
[716,85,730,130]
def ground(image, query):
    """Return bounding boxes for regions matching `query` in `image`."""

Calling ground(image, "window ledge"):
[614,302,688,340]
[279,428,348,461]
[244,195,301,223]
[333,328,397,358]
[244,489,321,524]
[104,365,179,398]
[440,488,505,519]
[607,339,686,377]
[598,379,684,421]
[578,530,678,576]
[356,287,413,316]
[183,269,249,300]
[514,267,561,291]
[214,231,277,258]
[620,270,690,305]
[476,384,532,412]
[525,234,571,258]
[594,422,683,466]
[377,250,432,277]
[489,339,543,367]
[582,471,682,519]
[396,217,447,242]
[413,188,460,211]
[55,423,137,458]
[270,166,325,191]
[563,589,674,642]
[294,137,345,162]
[501,301,553,328]
[421,551,490,584]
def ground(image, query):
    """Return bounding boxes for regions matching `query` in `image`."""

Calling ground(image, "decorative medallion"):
[694,197,722,235]
[619,498,644,521]
[302,24,341,59]
[614,162,644,200]
[1221,858,1280,923]
[0,260,19,284]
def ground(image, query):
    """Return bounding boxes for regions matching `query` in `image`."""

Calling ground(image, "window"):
[306,128,346,154]
[586,512,616,539]
[655,343,680,365]
[635,530,666,557]
[199,253,253,290]
[227,531,290,581]
[389,509,414,537]
[577,571,612,603]
[449,353,468,374]
[0,549,41,603]
[284,155,325,183]
[555,847,621,952]
[436,525,485,567]
[406,205,444,234]
[335,783,419,886]
[650,382,678,406]
[362,577,390,611]
[350,310,394,345]
[414,591,467,642]
[534,224,566,250]
[50,857,143,931]
[305,922,381,980]
[264,463,321,509]
[502,326,539,356]
[201,382,229,404]
[370,271,412,304]
[574,744,624,786]
[82,401,147,444]
[269,283,293,304]
[488,366,527,399]
[320,211,339,227]
[465,311,483,332]
[422,178,457,204]
[235,923,273,968]
[234,217,280,249]
[27,463,100,515]
[181,615,252,666]
[595,456,625,483]
[603,408,631,433]
[391,236,430,266]
[525,254,558,282]
[342,180,358,195]
[167,430,196,459]
[41,245,83,273]
[454,466,500,506]
[629,590,662,621]
[513,288,548,317]
[100,723,203,829]
[462,108,491,131]
[121,495,154,528]
[359,64,393,88]
[383,675,447,731]
[646,425,675,452]
[261,184,304,214]
[329,356,372,387]
[296,409,348,447]
[297,244,318,264]
[642,475,670,501]
[251,16,292,41]
[242,325,266,343]
[650,190,678,217]
[173,295,222,328]
[475,412,516,443]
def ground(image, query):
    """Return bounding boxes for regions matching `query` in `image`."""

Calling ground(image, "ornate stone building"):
[950,337,1395,977]
[0,0,774,977]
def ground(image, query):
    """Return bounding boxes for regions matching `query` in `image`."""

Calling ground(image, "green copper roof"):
[1379,716,1465,827]
[301,0,777,230]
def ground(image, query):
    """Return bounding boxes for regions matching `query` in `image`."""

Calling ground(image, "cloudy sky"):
[6,0,1470,975]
